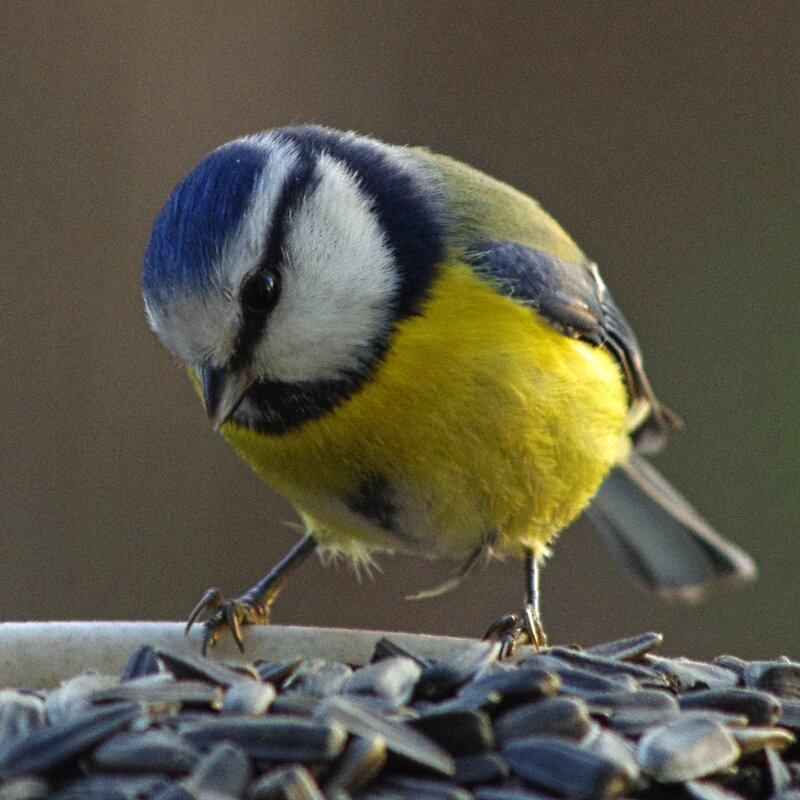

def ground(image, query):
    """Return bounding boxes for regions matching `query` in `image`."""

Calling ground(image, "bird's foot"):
[185,588,272,656]
[484,605,548,658]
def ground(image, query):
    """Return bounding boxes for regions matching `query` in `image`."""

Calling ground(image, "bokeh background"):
[2,3,798,659]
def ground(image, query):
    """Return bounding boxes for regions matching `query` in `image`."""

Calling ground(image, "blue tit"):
[142,125,756,653]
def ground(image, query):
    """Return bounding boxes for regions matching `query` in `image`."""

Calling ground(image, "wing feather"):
[465,241,676,449]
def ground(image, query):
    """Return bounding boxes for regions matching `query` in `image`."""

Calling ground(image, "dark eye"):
[240,271,280,314]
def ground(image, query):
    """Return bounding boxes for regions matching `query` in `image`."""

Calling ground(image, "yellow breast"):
[221,261,629,560]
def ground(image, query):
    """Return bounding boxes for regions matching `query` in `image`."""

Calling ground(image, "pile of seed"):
[0,631,799,800]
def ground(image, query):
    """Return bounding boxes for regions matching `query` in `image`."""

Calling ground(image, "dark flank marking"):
[143,141,268,302]
[345,473,398,533]
[276,125,447,319]
[466,241,675,446]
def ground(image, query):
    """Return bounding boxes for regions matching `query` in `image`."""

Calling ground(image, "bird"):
[142,125,756,655]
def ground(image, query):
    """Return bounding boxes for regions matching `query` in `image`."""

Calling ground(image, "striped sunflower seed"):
[637,716,741,782]
[504,734,633,798]
[180,715,347,762]
[248,764,324,800]
[0,701,140,781]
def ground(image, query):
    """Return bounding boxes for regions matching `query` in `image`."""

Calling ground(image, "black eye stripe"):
[229,152,316,370]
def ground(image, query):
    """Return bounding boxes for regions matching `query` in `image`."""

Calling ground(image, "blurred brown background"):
[2,3,798,660]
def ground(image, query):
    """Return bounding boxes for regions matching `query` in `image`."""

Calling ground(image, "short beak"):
[201,364,253,431]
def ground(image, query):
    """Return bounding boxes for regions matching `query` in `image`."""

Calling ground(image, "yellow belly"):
[221,261,629,560]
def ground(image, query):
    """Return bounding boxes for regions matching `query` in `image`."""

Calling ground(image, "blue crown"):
[142,141,268,302]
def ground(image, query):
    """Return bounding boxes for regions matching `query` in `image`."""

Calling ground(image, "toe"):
[185,587,223,633]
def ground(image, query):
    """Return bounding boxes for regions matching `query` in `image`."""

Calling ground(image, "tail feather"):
[586,451,756,599]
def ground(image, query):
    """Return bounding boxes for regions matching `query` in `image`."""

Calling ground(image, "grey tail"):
[586,451,756,599]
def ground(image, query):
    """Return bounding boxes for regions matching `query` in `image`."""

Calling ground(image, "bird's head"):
[142,127,445,433]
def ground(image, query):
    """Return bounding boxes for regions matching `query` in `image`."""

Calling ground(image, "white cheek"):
[253,155,398,383]
[145,293,239,366]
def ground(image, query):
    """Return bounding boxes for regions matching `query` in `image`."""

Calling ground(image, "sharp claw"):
[224,604,245,652]
[483,613,519,642]
[534,617,548,649]
[200,623,217,657]
[185,588,222,634]
[484,608,547,657]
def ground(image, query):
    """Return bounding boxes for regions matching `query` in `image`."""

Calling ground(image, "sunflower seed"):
[494,696,593,745]
[343,657,422,709]
[186,740,251,796]
[453,752,509,785]
[585,689,681,735]
[180,715,346,762]
[254,658,303,687]
[315,695,454,776]
[44,672,121,725]
[685,780,746,800]
[585,632,664,661]
[644,657,739,691]
[377,775,473,800]
[336,692,413,718]
[90,678,223,709]
[371,638,433,668]
[637,716,741,782]
[582,728,640,782]
[778,699,800,730]
[544,646,669,687]
[121,645,163,680]
[474,789,559,800]
[411,708,494,755]
[54,775,170,800]
[0,690,46,750]
[323,733,387,795]
[416,642,501,700]
[678,688,782,726]
[456,667,560,710]
[677,710,750,728]
[730,726,795,755]
[712,655,748,677]
[0,778,50,800]
[270,692,322,716]
[764,745,792,795]
[90,728,200,773]
[743,662,800,700]
[157,647,258,687]
[248,764,324,800]
[523,657,638,697]
[418,691,504,716]
[222,679,277,715]
[282,659,354,697]
[0,701,140,780]
[51,781,135,800]
[504,735,632,798]
[150,785,198,800]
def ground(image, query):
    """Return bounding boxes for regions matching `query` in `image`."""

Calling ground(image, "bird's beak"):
[201,364,253,431]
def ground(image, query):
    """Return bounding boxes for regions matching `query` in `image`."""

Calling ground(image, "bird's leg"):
[186,533,317,655]
[523,547,548,648]
[484,547,548,657]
